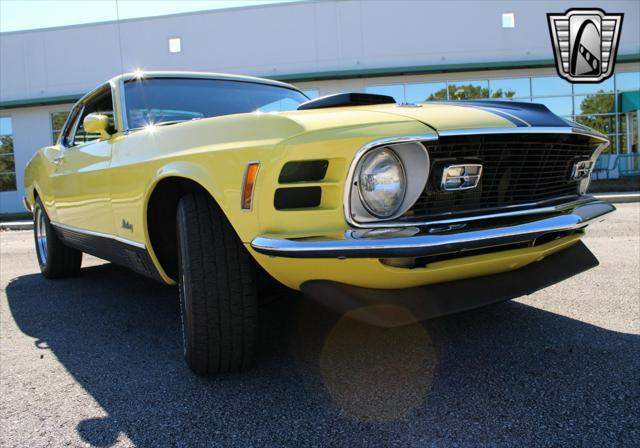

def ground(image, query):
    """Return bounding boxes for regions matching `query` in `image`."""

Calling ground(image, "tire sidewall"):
[175,193,258,374]
[176,203,195,360]
[33,199,53,275]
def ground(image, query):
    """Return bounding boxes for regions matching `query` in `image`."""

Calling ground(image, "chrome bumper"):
[250,197,615,259]
[22,196,32,212]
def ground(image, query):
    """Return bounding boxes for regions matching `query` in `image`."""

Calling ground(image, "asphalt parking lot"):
[1,204,639,447]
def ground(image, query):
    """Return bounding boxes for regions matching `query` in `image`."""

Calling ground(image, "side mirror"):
[83,113,112,139]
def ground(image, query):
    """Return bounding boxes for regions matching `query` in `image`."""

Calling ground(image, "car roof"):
[108,71,299,91]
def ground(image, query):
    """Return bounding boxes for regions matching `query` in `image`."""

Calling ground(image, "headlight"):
[357,147,406,218]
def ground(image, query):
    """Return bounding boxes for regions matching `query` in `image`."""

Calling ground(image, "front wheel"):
[33,197,82,278]
[176,193,258,375]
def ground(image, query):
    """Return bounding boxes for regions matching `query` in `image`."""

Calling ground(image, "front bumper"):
[22,196,32,212]
[251,197,615,259]
[300,241,599,327]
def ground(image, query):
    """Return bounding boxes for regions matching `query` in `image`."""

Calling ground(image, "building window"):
[0,116,16,192]
[502,13,515,28]
[573,77,614,94]
[616,71,640,92]
[447,80,489,100]
[406,82,447,102]
[489,77,530,98]
[535,96,573,117]
[51,111,70,144]
[363,69,639,153]
[531,76,572,96]
[169,37,182,53]
[365,84,405,102]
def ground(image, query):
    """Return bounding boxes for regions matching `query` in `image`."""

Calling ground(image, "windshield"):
[124,77,308,129]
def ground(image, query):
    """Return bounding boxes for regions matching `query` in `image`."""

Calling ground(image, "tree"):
[425,84,514,101]
[491,88,517,99]
[575,91,616,135]
[0,135,16,191]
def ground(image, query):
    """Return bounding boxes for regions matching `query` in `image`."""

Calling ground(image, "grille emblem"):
[441,164,483,191]
[572,160,594,180]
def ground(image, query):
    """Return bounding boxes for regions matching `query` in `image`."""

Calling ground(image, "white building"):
[1,0,639,212]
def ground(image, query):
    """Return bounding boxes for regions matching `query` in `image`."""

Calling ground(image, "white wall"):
[1,0,639,213]
[1,0,639,102]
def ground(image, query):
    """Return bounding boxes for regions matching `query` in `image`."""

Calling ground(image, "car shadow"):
[5,263,639,447]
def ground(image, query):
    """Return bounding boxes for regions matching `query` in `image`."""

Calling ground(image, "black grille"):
[403,133,600,221]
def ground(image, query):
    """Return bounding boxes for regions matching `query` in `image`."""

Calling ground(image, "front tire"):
[33,197,82,278]
[177,193,257,375]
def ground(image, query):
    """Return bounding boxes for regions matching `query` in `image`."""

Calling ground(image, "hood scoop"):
[297,93,395,110]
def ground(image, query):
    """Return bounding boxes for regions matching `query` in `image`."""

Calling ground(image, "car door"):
[50,85,116,236]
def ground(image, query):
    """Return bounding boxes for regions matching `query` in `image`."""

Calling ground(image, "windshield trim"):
[120,76,308,131]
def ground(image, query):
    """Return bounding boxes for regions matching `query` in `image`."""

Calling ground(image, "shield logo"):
[547,9,623,83]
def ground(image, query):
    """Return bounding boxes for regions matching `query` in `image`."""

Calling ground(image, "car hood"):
[280,100,573,134]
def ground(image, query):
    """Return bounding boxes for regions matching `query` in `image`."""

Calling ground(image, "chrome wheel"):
[35,205,48,265]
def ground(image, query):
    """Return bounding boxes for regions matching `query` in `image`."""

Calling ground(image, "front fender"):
[23,147,62,219]
[150,161,223,206]
[143,159,245,241]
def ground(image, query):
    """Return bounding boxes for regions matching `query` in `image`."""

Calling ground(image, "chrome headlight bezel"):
[356,147,407,219]
[345,136,434,226]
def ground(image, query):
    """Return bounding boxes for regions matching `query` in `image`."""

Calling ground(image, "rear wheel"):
[33,197,82,278]
[176,193,257,375]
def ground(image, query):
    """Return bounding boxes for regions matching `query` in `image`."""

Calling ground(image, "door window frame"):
[60,105,83,148]
[61,83,118,149]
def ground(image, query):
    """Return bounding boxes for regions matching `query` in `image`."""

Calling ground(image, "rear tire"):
[33,197,82,279]
[176,193,257,375]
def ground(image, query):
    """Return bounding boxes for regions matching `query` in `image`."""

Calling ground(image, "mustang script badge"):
[547,9,623,83]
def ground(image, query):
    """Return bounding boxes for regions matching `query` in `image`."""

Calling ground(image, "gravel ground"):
[1,204,639,447]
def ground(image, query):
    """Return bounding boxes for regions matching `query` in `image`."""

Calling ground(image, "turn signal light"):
[241,162,260,210]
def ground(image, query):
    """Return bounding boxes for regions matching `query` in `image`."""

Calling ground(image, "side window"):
[72,88,115,146]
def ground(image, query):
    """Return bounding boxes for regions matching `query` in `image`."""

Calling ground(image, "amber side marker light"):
[241,162,260,210]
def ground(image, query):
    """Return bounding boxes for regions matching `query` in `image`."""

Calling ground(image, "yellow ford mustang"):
[24,71,614,374]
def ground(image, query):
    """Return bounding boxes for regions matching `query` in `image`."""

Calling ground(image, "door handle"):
[53,155,64,165]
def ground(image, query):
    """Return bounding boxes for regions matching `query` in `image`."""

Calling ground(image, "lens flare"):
[143,123,157,133]
[319,305,438,422]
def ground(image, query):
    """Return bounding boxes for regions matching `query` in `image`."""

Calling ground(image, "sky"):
[0,0,301,33]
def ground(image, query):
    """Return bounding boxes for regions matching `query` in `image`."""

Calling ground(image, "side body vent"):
[275,159,330,210]
[279,160,329,183]
[274,187,321,210]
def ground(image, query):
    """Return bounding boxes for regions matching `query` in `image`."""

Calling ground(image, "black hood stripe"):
[430,100,569,128]
[473,106,530,127]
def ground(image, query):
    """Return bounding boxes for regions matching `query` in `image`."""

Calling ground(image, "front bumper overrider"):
[250,197,615,259]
